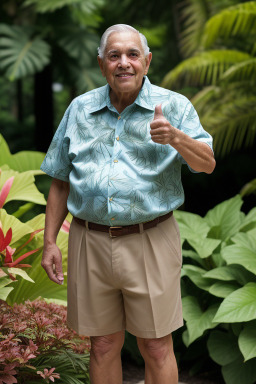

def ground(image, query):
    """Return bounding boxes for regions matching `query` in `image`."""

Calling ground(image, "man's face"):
[98,31,152,98]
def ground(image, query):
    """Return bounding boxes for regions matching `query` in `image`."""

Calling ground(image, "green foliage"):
[163,0,256,157]
[176,195,256,383]
[202,1,256,48]
[0,23,51,81]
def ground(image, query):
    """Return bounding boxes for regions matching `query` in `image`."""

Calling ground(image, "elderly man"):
[41,24,215,384]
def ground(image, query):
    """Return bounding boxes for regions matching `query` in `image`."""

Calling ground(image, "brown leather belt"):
[73,211,173,238]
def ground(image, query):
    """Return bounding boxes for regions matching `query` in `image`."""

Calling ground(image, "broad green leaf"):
[205,195,243,241]
[0,286,14,300]
[222,234,256,275]
[239,207,256,232]
[0,209,34,244]
[213,283,256,323]
[204,265,255,286]
[171,210,209,239]
[182,265,212,291]
[24,0,101,13]
[182,249,206,268]
[0,276,13,288]
[207,330,241,366]
[187,237,221,258]
[222,356,256,384]
[8,267,34,283]
[0,169,46,206]
[0,134,45,171]
[182,296,219,345]
[209,281,240,298]
[0,24,50,80]
[238,322,256,361]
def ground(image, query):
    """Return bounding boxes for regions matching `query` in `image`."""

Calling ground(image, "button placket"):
[107,115,124,224]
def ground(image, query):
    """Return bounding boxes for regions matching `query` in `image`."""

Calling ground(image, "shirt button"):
[114,159,118,163]
[109,197,113,201]
[111,218,115,221]
[116,136,119,141]
[118,116,121,120]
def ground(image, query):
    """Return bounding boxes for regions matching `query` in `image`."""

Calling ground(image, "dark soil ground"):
[122,361,225,384]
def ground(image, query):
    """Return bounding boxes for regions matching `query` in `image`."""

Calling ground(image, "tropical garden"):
[0,0,256,383]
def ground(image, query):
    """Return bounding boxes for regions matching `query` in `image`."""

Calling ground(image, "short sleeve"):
[178,101,213,173]
[40,103,74,182]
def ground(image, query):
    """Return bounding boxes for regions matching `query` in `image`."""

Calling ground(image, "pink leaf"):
[5,246,15,264]
[0,177,14,209]
[0,373,17,384]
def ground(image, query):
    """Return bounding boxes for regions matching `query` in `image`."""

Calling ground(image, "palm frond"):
[202,1,256,48]
[221,58,256,82]
[0,23,50,80]
[161,50,250,89]
[201,96,256,156]
[178,0,211,58]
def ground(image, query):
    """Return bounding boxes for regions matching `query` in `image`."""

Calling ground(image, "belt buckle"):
[109,226,123,238]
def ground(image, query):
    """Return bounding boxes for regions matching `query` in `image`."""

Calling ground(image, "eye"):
[130,52,138,58]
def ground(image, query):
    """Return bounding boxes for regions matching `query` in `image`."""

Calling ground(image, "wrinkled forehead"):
[105,31,144,55]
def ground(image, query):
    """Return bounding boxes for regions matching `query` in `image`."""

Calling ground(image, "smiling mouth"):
[116,73,134,77]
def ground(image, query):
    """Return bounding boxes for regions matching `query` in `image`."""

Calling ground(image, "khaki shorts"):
[67,214,183,339]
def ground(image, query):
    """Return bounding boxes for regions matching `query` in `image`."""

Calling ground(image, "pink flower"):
[36,367,60,382]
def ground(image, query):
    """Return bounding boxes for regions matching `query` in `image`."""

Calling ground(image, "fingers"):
[153,104,164,120]
[41,245,64,285]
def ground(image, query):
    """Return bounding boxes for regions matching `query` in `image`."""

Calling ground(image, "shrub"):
[0,298,91,384]
[176,195,256,384]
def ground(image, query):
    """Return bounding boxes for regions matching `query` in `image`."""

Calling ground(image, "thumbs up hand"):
[150,105,177,145]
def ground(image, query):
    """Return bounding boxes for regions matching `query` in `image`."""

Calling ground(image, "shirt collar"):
[90,76,154,114]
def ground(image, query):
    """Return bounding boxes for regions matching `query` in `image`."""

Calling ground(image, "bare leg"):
[89,330,125,384]
[137,333,178,384]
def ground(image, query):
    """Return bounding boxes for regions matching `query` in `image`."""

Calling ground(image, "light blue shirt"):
[40,76,213,226]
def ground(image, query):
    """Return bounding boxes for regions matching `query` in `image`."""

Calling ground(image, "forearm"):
[44,178,69,245]
[170,129,216,174]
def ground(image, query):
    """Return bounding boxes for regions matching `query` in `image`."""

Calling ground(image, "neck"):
[109,88,140,113]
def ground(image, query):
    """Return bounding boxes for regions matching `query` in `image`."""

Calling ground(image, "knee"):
[137,335,173,367]
[90,332,124,361]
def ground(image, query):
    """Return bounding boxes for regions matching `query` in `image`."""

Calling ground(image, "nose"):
[118,54,130,68]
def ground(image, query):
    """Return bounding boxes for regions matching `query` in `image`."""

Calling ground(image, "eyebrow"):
[107,48,141,55]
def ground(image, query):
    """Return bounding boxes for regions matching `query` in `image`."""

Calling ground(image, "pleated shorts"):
[66,214,183,338]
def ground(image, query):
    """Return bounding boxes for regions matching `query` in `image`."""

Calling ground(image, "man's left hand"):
[150,105,177,145]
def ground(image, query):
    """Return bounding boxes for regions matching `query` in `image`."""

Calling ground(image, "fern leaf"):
[201,96,256,156]
[221,58,256,82]
[161,50,250,89]
[203,1,256,48]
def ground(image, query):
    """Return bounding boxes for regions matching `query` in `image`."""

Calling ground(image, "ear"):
[144,52,152,75]
[97,56,105,77]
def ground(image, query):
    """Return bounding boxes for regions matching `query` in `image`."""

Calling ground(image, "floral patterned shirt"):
[40,76,213,225]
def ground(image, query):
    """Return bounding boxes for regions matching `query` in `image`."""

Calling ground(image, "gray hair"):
[98,24,150,58]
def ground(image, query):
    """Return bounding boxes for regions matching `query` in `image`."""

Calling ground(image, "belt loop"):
[85,220,90,231]
[139,223,144,234]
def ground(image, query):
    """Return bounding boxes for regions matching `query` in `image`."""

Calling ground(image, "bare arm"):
[150,105,216,174]
[169,130,216,174]
[41,178,69,284]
